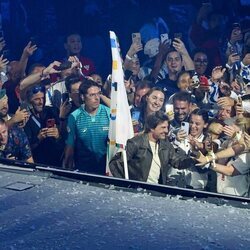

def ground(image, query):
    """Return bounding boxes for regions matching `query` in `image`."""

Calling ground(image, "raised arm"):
[172,38,194,71]
[19,61,61,100]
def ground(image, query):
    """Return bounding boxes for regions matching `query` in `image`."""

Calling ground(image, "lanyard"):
[31,115,41,128]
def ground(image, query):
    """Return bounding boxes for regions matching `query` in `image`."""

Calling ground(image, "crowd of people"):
[0,3,249,198]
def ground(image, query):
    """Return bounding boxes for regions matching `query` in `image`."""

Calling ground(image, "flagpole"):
[122,149,129,180]
[107,31,134,180]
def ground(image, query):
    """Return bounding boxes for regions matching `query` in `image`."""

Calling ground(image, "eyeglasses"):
[32,85,46,94]
[194,60,208,65]
[86,91,102,98]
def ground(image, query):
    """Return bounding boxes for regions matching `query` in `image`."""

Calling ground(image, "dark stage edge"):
[0,160,249,249]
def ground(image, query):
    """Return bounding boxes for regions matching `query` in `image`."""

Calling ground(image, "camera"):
[54,61,72,71]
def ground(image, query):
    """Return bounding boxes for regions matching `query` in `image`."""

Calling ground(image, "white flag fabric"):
[106,31,134,175]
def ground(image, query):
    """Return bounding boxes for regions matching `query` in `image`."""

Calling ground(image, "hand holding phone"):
[181,121,190,135]
[160,33,169,43]
[132,33,141,45]
[54,61,72,71]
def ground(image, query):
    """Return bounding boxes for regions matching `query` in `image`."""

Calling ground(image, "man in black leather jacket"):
[109,111,194,184]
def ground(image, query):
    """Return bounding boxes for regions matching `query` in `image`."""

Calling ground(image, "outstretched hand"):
[127,42,143,58]
[211,66,226,82]
[172,38,188,55]
[23,41,38,57]
[0,55,9,72]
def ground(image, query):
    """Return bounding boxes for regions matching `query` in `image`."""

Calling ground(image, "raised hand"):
[46,126,59,139]
[227,53,240,67]
[172,38,188,56]
[0,55,9,72]
[242,53,250,66]
[42,61,61,76]
[59,100,72,119]
[211,66,226,82]
[229,28,243,44]
[223,125,238,138]
[127,42,143,58]
[23,41,38,57]
[217,96,235,107]
[13,107,30,123]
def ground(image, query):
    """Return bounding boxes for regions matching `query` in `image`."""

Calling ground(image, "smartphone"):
[181,121,189,135]
[132,33,141,45]
[2,49,10,58]
[165,104,173,114]
[237,96,242,105]
[62,92,69,103]
[232,23,241,29]
[131,110,140,121]
[54,61,72,71]
[160,33,169,43]
[199,75,209,86]
[124,70,133,81]
[30,36,37,46]
[20,102,29,111]
[174,33,182,40]
[46,118,55,128]
[230,46,239,55]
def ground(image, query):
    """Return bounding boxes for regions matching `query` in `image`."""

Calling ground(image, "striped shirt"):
[66,104,110,173]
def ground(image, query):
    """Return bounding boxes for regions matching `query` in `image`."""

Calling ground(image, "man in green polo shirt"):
[63,79,110,174]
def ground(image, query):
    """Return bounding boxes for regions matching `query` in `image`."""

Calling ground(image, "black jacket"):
[109,133,194,184]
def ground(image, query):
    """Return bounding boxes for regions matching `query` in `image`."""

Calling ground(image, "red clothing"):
[50,56,96,83]
[79,56,96,76]
[190,22,222,68]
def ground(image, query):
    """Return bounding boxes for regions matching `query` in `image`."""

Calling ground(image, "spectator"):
[169,109,210,190]
[155,40,195,97]
[0,118,33,163]
[133,87,165,133]
[24,84,64,167]
[63,79,110,174]
[0,89,29,128]
[195,119,250,197]
[192,48,210,77]
[3,41,37,114]
[190,3,226,68]
[171,91,193,129]
[64,33,96,76]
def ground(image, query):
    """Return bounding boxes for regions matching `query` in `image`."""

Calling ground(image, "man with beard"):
[171,91,192,129]
[23,85,64,167]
